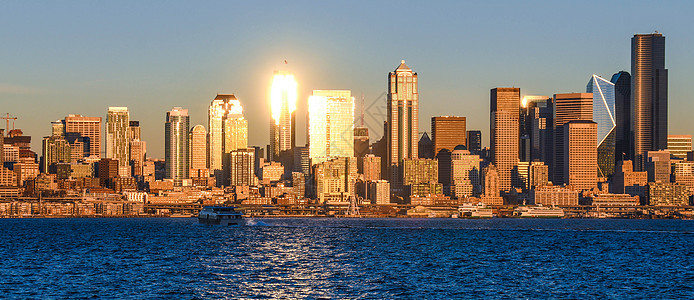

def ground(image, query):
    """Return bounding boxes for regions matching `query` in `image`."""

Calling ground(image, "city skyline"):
[2,2,694,158]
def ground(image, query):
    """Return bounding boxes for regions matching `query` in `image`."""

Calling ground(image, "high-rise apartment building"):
[270,71,297,161]
[105,107,130,174]
[190,125,207,173]
[165,107,189,186]
[611,71,632,162]
[587,75,617,177]
[387,60,419,187]
[667,135,692,160]
[64,114,101,159]
[553,93,593,185]
[490,87,520,191]
[362,154,381,181]
[632,33,668,170]
[41,135,71,173]
[313,157,358,203]
[229,148,255,186]
[308,90,354,165]
[563,120,597,191]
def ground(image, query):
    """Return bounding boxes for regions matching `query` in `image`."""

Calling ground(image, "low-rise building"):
[648,182,689,206]
[531,185,579,206]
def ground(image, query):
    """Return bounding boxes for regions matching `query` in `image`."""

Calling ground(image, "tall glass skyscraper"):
[165,107,190,186]
[611,71,631,163]
[632,33,667,171]
[587,74,616,177]
[387,60,419,187]
[105,107,130,176]
[208,94,247,175]
[270,71,297,161]
[308,90,354,165]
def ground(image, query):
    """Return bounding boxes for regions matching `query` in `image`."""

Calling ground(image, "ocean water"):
[1,218,693,299]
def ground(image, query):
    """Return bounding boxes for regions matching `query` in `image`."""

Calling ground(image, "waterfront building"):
[269,72,297,161]
[105,107,130,175]
[564,120,598,191]
[668,135,692,160]
[632,33,668,171]
[553,93,593,185]
[611,71,632,162]
[229,148,255,187]
[587,75,617,177]
[648,182,688,206]
[644,150,671,183]
[313,157,358,203]
[531,185,579,206]
[362,154,381,182]
[387,60,419,187]
[590,194,640,206]
[466,130,481,154]
[490,87,520,191]
[368,180,390,205]
[164,107,189,186]
[308,90,354,165]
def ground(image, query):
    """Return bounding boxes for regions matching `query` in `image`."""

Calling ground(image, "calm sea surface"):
[1,218,693,299]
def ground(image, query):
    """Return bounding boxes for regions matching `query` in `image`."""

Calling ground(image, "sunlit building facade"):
[587,74,616,177]
[490,87,520,191]
[387,60,419,187]
[667,135,692,160]
[64,114,102,160]
[190,125,207,174]
[165,107,189,186]
[270,71,297,161]
[553,93,593,185]
[105,107,130,173]
[208,94,247,174]
[308,90,354,165]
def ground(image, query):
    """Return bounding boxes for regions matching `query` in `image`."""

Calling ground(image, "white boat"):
[458,203,494,218]
[514,205,565,218]
[198,206,247,226]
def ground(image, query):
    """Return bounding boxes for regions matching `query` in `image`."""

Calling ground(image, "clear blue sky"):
[1,1,693,158]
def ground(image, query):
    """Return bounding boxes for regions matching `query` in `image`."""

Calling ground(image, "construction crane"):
[1,113,17,133]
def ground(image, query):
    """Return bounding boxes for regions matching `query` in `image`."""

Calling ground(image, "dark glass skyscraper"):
[632,33,667,171]
[611,71,631,163]
[587,75,616,177]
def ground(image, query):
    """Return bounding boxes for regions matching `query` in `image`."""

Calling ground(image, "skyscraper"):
[490,87,520,191]
[563,120,597,191]
[41,135,71,173]
[553,93,593,185]
[208,94,248,183]
[611,71,632,163]
[354,127,369,158]
[128,121,145,177]
[667,135,692,160]
[431,116,466,155]
[270,71,297,161]
[190,125,207,172]
[450,146,480,198]
[229,148,255,186]
[64,114,102,159]
[466,130,481,154]
[632,33,668,170]
[165,107,189,186]
[587,74,616,177]
[105,107,130,175]
[387,60,419,187]
[523,96,553,165]
[308,90,354,165]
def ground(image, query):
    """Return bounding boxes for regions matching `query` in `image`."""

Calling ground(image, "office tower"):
[402,158,438,186]
[229,148,255,186]
[270,71,297,161]
[668,135,692,160]
[105,107,130,174]
[529,162,549,189]
[645,150,671,183]
[189,125,207,172]
[648,182,688,206]
[354,127,369,158]
[563,120,597,191]
[313,157,358,203]
[64,114,102,159]
[98,158,119,187]
[362,154,381,181]
[418,132,433,159]
[523,96,554,165]
[632,33,668,170]
[308,90,355,164]
[431,116,466,155]
[587,75,617,177]
[292,146,310,176]
[673,161,694,195]
[466,130,481,154]
[128,121,141,141]
[368,180,390,204]
[553,93,593,185]
[41,136,71,173]
[208,94,248,174]
[387,60,419,186]
[450,146,480,198]
[611,71,632,162]
[521,97,550,163]
[165,107,189,186]
[481,164,503,205]
[51,121,64,137]
[490,87,520,191]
